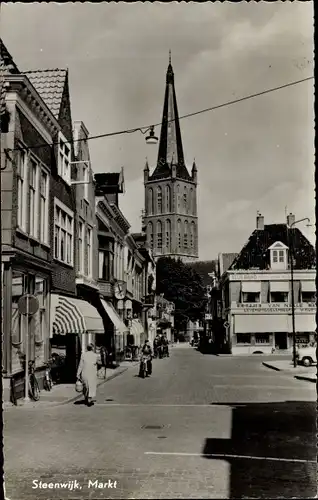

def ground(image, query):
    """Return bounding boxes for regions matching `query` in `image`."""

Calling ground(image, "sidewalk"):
[3,360,139,410]
[262,359,317,383]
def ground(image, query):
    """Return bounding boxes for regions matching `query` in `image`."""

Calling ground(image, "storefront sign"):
[232,302,316,314]
[228,272,315,282]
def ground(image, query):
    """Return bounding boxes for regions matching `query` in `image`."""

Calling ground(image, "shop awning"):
[234,313,316,334]
[301,281,316,293]
[51,295,104,336]
[270,281,289,292]
[100,299,128,335]
[241,281,261,293]
[131,318,144,337]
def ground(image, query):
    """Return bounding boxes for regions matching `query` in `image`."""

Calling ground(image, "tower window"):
[184,221,188,248]
[147,222,153,249]
[177,219,182,248]
[157,221,162,249]
[157,187,162,214]
[166,219,171,250]
[148,188,154,215]
[183,187,188,214]
[166,185,171,212]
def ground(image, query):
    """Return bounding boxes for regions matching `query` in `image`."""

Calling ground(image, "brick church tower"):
[142,54,199,262]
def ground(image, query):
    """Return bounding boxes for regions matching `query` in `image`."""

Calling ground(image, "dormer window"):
[268,241,288,270]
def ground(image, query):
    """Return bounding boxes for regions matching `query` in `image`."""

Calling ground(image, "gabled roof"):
[230,224,316,271]
[186,260,218,287]
[24,69,67,119]
[219,253,239,276]
[150,58,191,181]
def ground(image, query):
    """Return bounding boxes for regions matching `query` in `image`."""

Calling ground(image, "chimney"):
[256,212,264,230]
[287,212,295,227]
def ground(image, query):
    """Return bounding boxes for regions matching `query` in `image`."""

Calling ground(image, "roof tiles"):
[230,224,316,271]
[24,69,67,118]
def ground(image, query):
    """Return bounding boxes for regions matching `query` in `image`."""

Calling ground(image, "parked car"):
[296,346,317,367]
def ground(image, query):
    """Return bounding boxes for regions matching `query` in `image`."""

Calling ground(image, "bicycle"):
[28,360,40,401]
[43,361,53,391]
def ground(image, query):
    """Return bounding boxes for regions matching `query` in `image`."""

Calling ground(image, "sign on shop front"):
[233,302,316,314]
[228,272,315,282]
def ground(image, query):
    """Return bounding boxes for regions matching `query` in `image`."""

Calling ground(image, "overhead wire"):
[4,75,314,153]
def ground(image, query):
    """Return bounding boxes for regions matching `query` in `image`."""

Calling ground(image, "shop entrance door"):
[275,332,288,350]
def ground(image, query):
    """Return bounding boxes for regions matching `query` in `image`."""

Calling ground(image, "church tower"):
[142,54,199,263]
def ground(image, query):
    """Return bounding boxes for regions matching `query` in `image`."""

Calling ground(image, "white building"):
[219,213,316,355]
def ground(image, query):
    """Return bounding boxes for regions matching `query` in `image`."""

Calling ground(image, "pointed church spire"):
[151,56,190,181]
[144,157,149,170]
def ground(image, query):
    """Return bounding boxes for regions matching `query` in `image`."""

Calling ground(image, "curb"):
[262,362,281,371]
[4,362,139,410]
[294,375,317,383]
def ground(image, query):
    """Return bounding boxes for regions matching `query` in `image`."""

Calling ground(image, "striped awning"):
[131,319,144,337]
[100,299,128,335]
[51,295,104,336]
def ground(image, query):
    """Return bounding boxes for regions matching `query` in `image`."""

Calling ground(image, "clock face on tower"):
[114,282,126,300]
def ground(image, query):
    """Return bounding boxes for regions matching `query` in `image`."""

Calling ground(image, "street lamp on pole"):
[288,217,311,368]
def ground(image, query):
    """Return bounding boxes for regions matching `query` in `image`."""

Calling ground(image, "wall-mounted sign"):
[231,301,316,314]
[228,272,315,282]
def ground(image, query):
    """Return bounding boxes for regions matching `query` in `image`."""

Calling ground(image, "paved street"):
[4,346,316,499]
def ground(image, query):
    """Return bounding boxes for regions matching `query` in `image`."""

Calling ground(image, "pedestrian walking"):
[76,343,98,406]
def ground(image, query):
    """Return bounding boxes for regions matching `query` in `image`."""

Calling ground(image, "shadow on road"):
[203,401,316,499]
[73,400,87,405]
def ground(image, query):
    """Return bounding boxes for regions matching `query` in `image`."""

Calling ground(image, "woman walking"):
[76,343,98,406]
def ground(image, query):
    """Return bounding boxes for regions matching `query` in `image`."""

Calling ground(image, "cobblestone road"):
[4,347,316,499]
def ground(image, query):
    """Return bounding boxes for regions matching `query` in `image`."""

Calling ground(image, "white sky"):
[1,2,315,259]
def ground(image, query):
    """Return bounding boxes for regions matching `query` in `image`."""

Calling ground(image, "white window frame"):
[269,242,288,270]
[86,225,93,278]
[82,162,89,201]
[78,220,84,274]
[39,168,50,245]
[54,198,74,266]
[29,157,40,239]
[58,131,71,185]
[242,292,260,303]
[16,147,28,232]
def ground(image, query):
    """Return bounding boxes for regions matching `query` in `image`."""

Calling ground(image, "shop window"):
[296,333,310,345]
[301,292,316,303]
[255,334,270,344]
[237,333,251,344]
[270,292,289,303]
[242,292,260,303]
[11,271,25,345]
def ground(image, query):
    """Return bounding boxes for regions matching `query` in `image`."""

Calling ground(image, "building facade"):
[24,68,104,382]
[1,43,59,400]
[219,213,316,355]
[142,57,198,263]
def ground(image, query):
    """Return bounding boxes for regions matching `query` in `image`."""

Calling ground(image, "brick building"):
[1,42,60,400]
[142,56,198,263]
